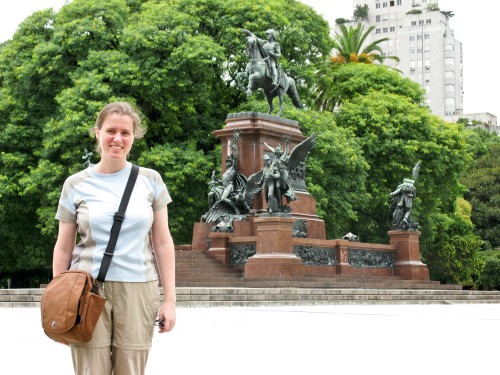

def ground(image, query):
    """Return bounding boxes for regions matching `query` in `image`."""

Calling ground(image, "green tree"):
[462,144,500,248]
[330,23,399,64]
[334,89,469,244]
[0,0,333,285]
[475,250,500,290]
[462,127,500,163]
[422,199,482,285]
[353,4,369,21]
[314,62,423,112]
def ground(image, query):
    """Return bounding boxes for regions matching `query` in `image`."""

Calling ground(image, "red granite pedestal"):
[388,230,430,280]
[244,216,306,278]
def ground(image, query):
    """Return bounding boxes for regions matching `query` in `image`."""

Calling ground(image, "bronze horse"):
[236,36,303,116]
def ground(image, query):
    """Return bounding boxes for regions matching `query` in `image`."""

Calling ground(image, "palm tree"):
[331,23,400,64]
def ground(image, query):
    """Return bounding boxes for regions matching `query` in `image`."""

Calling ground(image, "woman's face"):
[95,113,134,162]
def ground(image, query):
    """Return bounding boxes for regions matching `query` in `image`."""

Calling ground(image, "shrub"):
[475,251,500,290]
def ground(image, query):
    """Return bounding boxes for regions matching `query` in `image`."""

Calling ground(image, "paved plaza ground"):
[2,303,499,374]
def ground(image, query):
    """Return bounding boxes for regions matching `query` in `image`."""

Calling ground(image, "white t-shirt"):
[56,162,171,282]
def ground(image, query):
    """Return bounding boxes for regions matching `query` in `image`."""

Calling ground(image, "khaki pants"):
[70,281,160,375]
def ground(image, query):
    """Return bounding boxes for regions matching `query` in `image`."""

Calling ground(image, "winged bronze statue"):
[202,170,263,225]
[261,133,317,212]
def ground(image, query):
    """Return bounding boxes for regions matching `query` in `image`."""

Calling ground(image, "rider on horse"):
[242,29,281,86]
[237,28,303,116]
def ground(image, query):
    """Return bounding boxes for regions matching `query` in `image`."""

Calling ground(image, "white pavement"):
[1,304,499,374]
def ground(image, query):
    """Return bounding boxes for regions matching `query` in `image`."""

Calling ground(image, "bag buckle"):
[114,211,125,221]
[95,280,106,297]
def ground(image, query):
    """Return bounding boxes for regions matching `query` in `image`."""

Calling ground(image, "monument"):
[388,161,429,280]
[188,28,430,283]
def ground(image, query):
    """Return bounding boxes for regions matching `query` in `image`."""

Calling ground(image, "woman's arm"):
[52,221,77,277]
[151,205,176,333]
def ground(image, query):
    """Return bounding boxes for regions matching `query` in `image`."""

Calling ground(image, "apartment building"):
[340,0,463,117]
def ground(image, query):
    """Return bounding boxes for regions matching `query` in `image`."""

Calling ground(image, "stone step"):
[175,274,454,289]
[3,287,499,308]
[175,280,461,290]
[175,251,245,284]
[173,287,500,307]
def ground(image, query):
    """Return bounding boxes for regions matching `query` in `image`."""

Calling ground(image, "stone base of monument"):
[244,216,306,278]
[188,113,431,284]
[389,230,430,280]
[191,217,431,282]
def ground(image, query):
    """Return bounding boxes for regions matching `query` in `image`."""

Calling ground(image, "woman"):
[52,102,176,374]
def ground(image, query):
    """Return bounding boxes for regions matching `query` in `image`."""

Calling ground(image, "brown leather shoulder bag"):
[41,270,105,343]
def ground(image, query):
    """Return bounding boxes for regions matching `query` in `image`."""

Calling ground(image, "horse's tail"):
[286,77,304,109]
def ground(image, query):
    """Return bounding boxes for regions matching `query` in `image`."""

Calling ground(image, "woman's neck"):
[94,160,127,174]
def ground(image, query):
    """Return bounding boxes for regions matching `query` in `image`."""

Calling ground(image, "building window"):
[410,48,415,54]
[410,35,415,41]
[426,19,431,24]
[383,27,388,33]
[376,15,381,21]
[446,98,456,107]
[376,3,381,8]
[417,34,422,40]
[417,48,422,54]
[383,2,387,7]
[424,34,430,39]
[411,21,417,26]
[390,0,395,6]
[390,26,395,32]
[376,28,381,34]
[397,0,402,4]
[424,46,430,53]
[419,20,424,25]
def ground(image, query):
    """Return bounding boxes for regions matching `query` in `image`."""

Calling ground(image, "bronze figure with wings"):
[201,131,263,230]
[261,133,317,213]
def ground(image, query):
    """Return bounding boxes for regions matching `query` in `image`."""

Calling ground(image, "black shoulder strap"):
[97,164,140,283]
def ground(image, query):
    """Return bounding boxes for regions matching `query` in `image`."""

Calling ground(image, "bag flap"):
[41,271,89,333]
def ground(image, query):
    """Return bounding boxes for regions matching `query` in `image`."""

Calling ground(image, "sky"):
[0,0,497,117]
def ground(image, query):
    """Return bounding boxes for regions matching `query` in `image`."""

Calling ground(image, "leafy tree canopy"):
[314,63,424,113]
[0,0,333,282]
[331,23,399,65]
[462,144,500,248]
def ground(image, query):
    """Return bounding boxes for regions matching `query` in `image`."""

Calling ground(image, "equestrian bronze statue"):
[236,29,303,117]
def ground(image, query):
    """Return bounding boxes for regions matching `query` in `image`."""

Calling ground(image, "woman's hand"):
[156,301,176,333]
